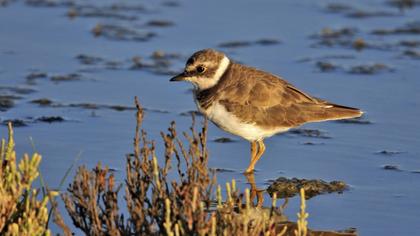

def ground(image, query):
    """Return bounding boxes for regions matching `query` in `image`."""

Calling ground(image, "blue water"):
[1,0,419,235]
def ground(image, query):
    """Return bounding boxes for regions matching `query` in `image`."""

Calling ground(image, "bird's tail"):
[305,103,363,123]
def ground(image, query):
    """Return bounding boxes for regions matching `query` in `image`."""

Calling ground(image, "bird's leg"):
[244,172,264,207]
[255,139,266,165]
[245,140,265,173]
[252,140,266,171]
[246,141,258,173]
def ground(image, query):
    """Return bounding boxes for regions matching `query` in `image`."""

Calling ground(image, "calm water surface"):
[1,0,419,235]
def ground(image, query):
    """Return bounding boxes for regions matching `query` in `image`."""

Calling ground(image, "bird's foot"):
[244,168,255,175]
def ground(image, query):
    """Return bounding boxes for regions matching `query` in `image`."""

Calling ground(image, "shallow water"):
[1,0,420,235]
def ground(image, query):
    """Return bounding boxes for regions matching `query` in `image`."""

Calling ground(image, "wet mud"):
[67,4,147,21]
[325,3,399,18]
[91,24,156,42]
[267,177,347,199]
[213,137,236,143]
[0,86,36,95]
[287,128,331,139]
[179,110,203,117]
[401,49,420,59]
[386,0,420,10]
[372,21,420,35]
[29,98,172,114]
[376,150,405,155]
[382,164,401,171]
[74,50,182,75]
[0,95,21,111]
[218,38,281,48]
[309,60,393,75]
[1,116,67,126]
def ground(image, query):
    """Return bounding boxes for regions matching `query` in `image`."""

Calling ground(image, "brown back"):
[196,62,362,129]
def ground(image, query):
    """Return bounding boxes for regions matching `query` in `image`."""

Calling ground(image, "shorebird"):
[170,49,363,173]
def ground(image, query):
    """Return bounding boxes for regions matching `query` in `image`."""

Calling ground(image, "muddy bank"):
[267,177,347,199]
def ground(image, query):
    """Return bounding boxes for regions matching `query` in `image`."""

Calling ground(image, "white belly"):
[196,101,289,141]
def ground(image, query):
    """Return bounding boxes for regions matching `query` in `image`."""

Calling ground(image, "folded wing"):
[218,65,363,129]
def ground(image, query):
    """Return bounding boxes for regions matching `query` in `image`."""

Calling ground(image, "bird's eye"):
[197,65,206,73]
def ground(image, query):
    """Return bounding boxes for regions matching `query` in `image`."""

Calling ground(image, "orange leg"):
[245,140,266,173]
[245,172,264,207]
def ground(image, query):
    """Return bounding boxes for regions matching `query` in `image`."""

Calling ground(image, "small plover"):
[170,49,363,173]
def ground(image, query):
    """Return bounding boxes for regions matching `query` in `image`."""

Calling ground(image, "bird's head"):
[170,49,230,90]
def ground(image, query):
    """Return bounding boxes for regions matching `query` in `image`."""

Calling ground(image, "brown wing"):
[217,63,362,129]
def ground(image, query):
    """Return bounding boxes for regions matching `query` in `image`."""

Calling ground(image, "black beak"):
[170,72,186,82]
